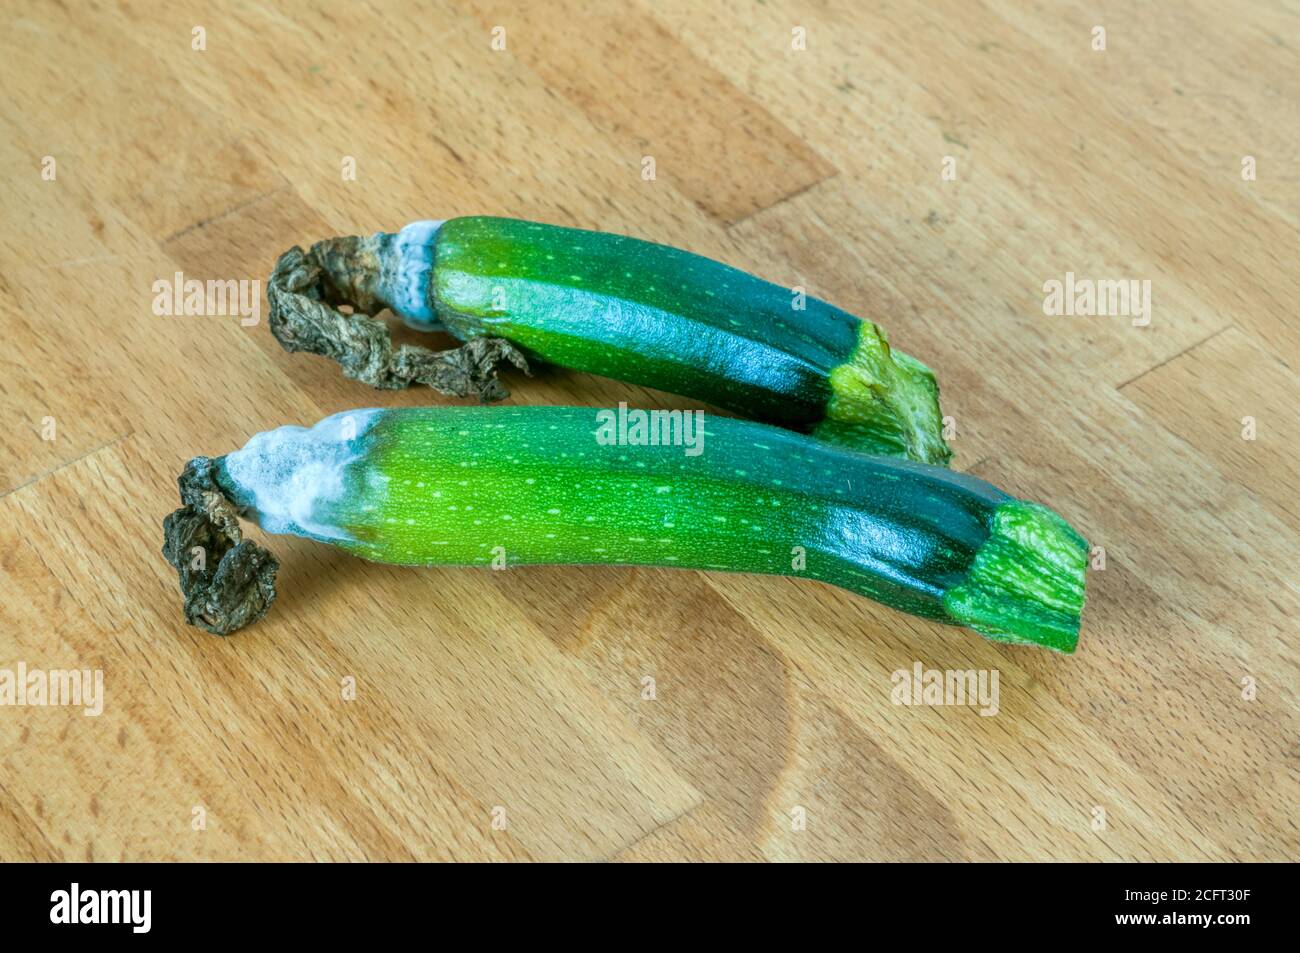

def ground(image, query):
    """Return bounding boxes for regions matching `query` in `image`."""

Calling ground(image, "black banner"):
[0,862,1281,940]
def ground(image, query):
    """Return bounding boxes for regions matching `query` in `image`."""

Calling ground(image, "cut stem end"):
[814,325,953,466]
[943,500,1089,653]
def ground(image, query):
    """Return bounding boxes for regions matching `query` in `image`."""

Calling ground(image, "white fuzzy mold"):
[219,409,382,542]
[375,219,443,329]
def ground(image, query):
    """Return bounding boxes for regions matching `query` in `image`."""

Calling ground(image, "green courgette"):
[164,406,1087,650]
[268,217,952,465]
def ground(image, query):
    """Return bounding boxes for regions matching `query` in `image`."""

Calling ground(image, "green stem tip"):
[812,324,952,466]
[942,500,1089,653]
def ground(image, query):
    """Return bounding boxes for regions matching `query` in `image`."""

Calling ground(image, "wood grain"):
[0,0,1295,861]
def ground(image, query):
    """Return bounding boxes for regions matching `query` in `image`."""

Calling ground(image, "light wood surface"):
[2,1,1296,861]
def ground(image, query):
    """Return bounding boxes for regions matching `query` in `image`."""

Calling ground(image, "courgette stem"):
[267,218,952,465]
[165,407,1085,649]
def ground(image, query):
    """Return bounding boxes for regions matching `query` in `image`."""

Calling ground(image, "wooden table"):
[1,1,1295,861]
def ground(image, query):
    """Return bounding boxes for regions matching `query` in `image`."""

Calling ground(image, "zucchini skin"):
[434,217,850,429]
[213,407,1086,651]
[374,217,951,465]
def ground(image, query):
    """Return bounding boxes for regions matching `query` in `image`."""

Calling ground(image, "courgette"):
[268,218,952,465]
[165,406,1086,650]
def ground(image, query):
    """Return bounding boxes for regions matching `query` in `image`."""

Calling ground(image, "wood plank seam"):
[1115,324,1236,391]
[1,431,134,502]
[160,184,292,246]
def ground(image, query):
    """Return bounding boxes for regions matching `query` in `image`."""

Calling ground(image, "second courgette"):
[164,406,1086,648]
[268,217,952,465]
